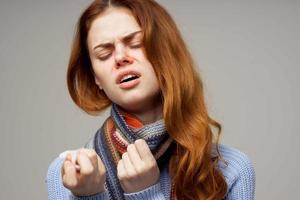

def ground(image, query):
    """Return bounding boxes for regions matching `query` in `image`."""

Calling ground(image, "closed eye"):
[124,32,143,49]
[98,53,112,61]
[129,42,143,49]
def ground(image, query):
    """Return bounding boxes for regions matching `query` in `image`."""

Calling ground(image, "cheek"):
[91,59,114,75]
[91,66,105,86]
[130,48,148,61]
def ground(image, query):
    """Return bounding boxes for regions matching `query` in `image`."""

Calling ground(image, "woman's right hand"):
[61,149,106,196]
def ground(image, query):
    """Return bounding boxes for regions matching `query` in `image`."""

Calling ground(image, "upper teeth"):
[121,74,136,82]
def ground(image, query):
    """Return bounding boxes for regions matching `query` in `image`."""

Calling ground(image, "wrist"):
[70,190,108,200]
[72,186,106,197]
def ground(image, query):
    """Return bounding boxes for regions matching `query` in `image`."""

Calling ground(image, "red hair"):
[67,0,227,199]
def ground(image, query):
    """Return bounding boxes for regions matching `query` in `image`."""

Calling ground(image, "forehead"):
[87,7,141,46]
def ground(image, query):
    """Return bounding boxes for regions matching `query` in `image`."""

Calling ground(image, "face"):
[87,7,161,113]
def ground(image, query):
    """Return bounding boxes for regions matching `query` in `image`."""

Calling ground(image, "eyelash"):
[97,42,142,61]
[129,43,142,48]
[98,53,112,61]
[129,41,142,49]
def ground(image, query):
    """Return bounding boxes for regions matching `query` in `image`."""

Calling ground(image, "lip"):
[119,78,140,89]
[116,70,141,85]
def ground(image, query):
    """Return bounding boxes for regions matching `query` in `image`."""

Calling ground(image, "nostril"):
[116,57,134,68]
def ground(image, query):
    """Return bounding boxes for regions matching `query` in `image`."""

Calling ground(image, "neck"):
[121,101,163,124]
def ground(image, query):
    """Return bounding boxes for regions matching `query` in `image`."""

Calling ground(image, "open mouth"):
[119,74,139,84]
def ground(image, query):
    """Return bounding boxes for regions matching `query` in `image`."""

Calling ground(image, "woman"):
[47,0,255,199]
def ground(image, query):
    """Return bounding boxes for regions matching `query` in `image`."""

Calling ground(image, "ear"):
[94,76,103,90]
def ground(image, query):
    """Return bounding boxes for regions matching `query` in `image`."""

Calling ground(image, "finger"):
[134,139,155,163]
[127,144,144,171]
[122,152,136,177]
[62,159,78,188]
[66,153,73,163]
[117,159,127,179]
[62,153,73,176]
[80,149,105,174]
[117,160,133,192]
[80,149,98,168]
[76,150,94,175]
[96,154,105,173]
[65,153,80,171]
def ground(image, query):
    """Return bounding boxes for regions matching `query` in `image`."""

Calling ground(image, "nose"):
[115,43,133,68]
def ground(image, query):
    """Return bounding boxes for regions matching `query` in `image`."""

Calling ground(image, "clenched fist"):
[61,149,106,196]
[117,139,160,193]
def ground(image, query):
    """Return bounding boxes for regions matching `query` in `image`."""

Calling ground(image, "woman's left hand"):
[117,139,160,193]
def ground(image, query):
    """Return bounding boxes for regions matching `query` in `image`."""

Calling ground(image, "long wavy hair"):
[67,0,227,199]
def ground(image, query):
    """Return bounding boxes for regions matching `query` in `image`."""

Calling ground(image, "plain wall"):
[0,0,299,199]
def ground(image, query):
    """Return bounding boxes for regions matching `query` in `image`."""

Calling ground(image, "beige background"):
[0,0,299,199]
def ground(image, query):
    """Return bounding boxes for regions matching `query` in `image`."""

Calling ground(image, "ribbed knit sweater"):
[46,143,255,200]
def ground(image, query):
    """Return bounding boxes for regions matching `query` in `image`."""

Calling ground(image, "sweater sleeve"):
[123,182,166,200]
[46,157,109,200]
[218,145,256,200]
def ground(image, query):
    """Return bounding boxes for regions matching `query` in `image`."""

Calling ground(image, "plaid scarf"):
[93,104,176,200]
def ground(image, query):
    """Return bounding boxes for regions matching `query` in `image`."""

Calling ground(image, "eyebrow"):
[93,30,142,51]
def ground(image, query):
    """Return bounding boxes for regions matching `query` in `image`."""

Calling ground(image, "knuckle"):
[126,171,135,179]
[135,139,146,147]
[135,166,144,175]
[127,144,134,151]
[102,165,107,173]
[77,151,85,158]
[89,154,97,162]
[101,165,106,173]
[81,166,94,175]
[145,162,156,171]
[148,157,156,165]
[62,180,69,188]
[78,148,85,154]
[99,168,106,176]
[62,178,77,189]
[63,162,72,173]
[98,164,106,175]
[117,172,126,180]
[117,160,122,167]
[88,149,97,158]
[118,176,125,181]
[122,152,128,159]
[135,139,143,144]
[89,149,96,154]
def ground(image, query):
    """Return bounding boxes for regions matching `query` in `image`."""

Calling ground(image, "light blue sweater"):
[46,144,255,200]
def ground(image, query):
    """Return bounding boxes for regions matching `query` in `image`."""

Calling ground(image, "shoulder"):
[213,144,256,194]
